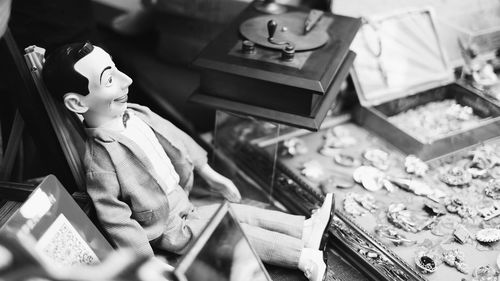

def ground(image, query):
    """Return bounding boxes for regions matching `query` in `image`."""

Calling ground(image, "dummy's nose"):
[117,69,133,88]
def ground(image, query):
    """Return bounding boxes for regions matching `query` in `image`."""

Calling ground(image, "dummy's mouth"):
[114,94,128,103]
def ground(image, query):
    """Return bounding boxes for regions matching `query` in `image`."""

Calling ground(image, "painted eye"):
[105,76,113,86]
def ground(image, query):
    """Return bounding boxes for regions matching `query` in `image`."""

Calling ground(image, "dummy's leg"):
[194,203,304,238]
[230,193,335,250]
[195,193,334,249]
[240,223,302,267]
[241,224,326,281]
[230,204,305,238]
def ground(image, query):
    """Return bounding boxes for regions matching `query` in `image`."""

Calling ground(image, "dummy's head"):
[43,42,133,127]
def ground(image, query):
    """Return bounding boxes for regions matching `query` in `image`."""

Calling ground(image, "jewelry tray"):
[214,116,500,281]
[350,8,500,161]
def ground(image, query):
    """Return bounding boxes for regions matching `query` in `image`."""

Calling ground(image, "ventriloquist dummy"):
[42,42,334,281]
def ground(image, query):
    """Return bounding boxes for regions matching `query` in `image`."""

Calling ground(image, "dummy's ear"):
[63,93,89,114]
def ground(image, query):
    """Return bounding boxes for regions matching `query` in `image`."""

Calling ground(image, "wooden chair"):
[0,29,85,193]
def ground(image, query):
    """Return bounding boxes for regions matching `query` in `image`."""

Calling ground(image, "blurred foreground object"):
[0,0,11,38]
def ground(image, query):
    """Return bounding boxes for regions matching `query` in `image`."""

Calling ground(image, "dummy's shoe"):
[299,248,328,281]
[305,193,335,250]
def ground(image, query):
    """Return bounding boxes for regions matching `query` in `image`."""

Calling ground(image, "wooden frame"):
[174,202,272,281]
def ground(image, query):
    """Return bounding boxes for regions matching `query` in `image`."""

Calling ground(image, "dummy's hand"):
[198,164,242,202]
[207,175,242,203]
[137,256,175,281]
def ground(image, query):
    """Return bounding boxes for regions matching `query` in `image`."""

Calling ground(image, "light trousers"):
[155,186,305,268]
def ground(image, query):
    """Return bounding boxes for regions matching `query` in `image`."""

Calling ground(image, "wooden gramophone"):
[190,1,361,130]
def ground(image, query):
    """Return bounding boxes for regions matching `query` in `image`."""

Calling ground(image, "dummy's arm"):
[197,163,242,203]
[165,118,241,202]
[129,104,241,202]
[86,171,155,257]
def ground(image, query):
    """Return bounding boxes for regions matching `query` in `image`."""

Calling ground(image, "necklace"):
[360,18,388,86]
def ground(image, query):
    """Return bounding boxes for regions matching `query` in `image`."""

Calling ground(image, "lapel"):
[132,110,194,187]
[135,109,189,160]
[86,123,169,195]
[84,104,195,191]
[112,133,170,195]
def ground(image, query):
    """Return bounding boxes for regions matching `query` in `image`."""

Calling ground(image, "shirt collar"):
[84,110,133,142]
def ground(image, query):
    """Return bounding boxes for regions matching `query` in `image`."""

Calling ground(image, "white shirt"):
[121,111,180,194]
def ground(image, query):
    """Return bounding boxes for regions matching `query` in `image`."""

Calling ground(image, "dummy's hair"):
[42,42,94,100]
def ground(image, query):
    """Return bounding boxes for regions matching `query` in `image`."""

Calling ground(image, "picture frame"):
[174,201,272,281]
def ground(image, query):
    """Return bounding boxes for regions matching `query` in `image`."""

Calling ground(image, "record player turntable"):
[190,1,361,130]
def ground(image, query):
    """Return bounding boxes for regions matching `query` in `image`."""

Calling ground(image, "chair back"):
[2,30,86,192]
[23,45,86,191]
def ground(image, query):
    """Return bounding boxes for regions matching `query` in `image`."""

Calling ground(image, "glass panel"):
[211,110,282,206]
[179,203,271,281]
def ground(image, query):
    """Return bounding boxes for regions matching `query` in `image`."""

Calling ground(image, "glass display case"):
[209,105,500,281]
[198,6,500,281]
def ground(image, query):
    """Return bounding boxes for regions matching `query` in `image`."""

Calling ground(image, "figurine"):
[42,42,335,281]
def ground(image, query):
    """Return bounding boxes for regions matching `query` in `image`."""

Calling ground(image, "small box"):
[351,8,500,161]
[437,3,500,66]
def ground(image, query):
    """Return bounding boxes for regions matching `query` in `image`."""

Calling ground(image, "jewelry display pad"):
[214,115,500,281]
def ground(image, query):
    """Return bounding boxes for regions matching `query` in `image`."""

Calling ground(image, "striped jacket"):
[84,103,207,256]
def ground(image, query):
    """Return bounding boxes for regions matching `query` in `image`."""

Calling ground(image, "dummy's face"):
[74,46,132,119]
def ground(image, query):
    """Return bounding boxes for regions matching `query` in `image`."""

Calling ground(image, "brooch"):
[343,192,378,217]
[280,138,308,156]
[472,265,499,281]
[476,228,500,243]
[404,155,429,177]
[414,252,438,274]
[442,249,469,274]
[363,148,390,171]
[374,224,416,246]
[323,126,357,149]
[320,175,354,192]
[300,160,324,181]
[467,145,500,170]
[491,166,500,179]
[352,165,386,192]
[389,177,446,202]
[444,196,477,218]
[478,202,500,221]
[439,166,472,186]
[387,203,435,233]
[423,201,447,217]
[485,179,500,200]
[333,152,361,167]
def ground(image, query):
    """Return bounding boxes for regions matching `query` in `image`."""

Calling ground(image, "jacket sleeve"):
[132,103,208,169]
[165,119,208,170]
[86,156,155,257]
